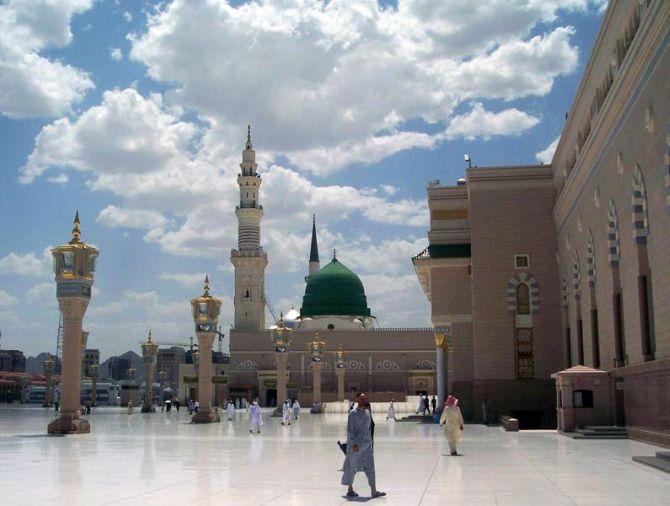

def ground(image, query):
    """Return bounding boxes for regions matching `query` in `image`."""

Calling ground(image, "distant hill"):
[26,352,60,374]
[99,350,145,382]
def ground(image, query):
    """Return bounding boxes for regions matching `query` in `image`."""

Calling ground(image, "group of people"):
[416,394,438,415]
[281,399,301,425]
[341,392,465,498]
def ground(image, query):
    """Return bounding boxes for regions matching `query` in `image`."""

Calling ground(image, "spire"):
[309,214,319,263]
[147,330,152,343]
[70,210,81,244]
[333,248,337,260]
[246,124,253,150]
[203,274,210,296]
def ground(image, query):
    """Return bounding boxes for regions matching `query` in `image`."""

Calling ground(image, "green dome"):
[300,258,371,318]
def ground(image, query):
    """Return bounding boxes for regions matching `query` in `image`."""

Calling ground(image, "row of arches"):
[564,162,658,369]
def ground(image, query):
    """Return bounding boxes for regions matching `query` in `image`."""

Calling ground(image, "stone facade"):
[415,0,670,440]
[228,328,438,407]
[553,0,670,445]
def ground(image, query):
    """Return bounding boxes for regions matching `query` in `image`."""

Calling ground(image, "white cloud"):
[123,11,132,23]
[0,0,95,119]
[0,249,50,277]
[97,205,168,230]
[110,47,122,61]
[46,173,69,184]
[157,272,207,288]
[127,0,587,174]
[445,103,540,141]
[0,289,19,307]
[25,282,54,300]
[536,135,561,164]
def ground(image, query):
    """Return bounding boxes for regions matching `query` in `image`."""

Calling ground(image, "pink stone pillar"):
[192,333,219,423]
[313,362,323,404]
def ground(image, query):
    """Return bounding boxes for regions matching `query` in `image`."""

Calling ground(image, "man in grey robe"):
[341,394,386,499]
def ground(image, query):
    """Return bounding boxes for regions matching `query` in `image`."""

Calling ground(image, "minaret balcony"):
[237,203,263,210]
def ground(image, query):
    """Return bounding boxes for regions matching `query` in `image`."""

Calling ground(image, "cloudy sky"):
[0,0,606,358]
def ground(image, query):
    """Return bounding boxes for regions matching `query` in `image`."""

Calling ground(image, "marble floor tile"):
[0,406,667,506]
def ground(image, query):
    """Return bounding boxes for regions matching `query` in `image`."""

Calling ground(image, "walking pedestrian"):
[249,399,263,434]
[281,399,291,425]
[431,396,437,415]
[440,395,464,456]
[341,394,385,499]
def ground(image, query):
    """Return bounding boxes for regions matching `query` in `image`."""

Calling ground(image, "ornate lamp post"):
[43,357,54,407]
[90,364,99,407]
[191,275,222,423]
[309,332,326,405]
[335,344,346,402]
[141,331,159,413]
[48,211,99,435]
[271,314,292,414]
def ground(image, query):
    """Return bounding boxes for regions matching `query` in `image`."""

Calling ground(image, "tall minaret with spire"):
[308,214,320,276]
[231,125,267,331]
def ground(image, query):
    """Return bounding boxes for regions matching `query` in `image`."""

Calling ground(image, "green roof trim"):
[300,258,371,318]
[414,243,471,259]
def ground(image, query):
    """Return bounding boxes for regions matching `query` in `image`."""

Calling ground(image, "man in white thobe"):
[281,399,291,425]
[341,395,386,499]
[249,400,263,434]
[292,399,301,420]
[226,401,235,421]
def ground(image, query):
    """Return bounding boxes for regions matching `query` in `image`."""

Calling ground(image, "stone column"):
[336,367,345,402]
[158,370,166,405]
[90,364,98,407]
[275,351,288,409]
[43,358,54,407]
[48,298,90,434]
[142,364,156,413]
[192,332,220,423]
[436,345,446,406]
[313,361,323,404]
[446,346,454,394]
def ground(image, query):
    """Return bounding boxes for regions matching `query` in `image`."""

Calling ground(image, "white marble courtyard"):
[0,406,668,506]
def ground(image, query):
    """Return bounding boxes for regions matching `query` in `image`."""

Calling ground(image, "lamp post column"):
[191,275,222,424]
[90,364,99,407]
[275,351,288,409]
[43,358,54,407]
[141,331,158,413]
[193,332,218,422]
[335,345,346,402]
[313,362,323,404]
[48,211,99,435]
[434,326,450,407]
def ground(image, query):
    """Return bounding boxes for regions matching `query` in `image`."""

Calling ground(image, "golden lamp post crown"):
[52,211,100,298]
[335,344,346,368]
[191,275,222,333]
[271,313,292,352]
[141,330,159,362]
[309,332,326,362]
[44,357,54,374]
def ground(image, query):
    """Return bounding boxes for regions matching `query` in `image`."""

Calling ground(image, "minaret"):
[231,125,267,331]
[309,214,320,276]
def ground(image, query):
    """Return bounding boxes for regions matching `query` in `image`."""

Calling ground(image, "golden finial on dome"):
[203,274,210,296]
[70,210,81,244]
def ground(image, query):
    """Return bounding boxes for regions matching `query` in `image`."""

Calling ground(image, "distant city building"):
[82,349,99,377]
[156,347,185,388]
[0,350,26,373]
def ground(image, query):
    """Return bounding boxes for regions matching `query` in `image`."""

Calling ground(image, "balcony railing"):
[413,243,471,260]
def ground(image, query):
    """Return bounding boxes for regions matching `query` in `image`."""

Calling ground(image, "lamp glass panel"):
[62,252,73,273]
[198,302,208,315]
[88,254,97,273]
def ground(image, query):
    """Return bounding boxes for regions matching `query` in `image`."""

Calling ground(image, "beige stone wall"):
[555,0,670,369]
[468,167,563,381]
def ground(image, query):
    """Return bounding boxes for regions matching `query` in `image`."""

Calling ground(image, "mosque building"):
[228,0,669,442]
[226,131,436,409]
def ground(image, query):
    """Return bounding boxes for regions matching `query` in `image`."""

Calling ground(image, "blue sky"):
[0,0,605,358]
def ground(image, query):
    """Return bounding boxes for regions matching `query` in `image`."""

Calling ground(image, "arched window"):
[632,165,649,243]
[244,289,250,299]
[516,283,530,314]
[607,199,620,265]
